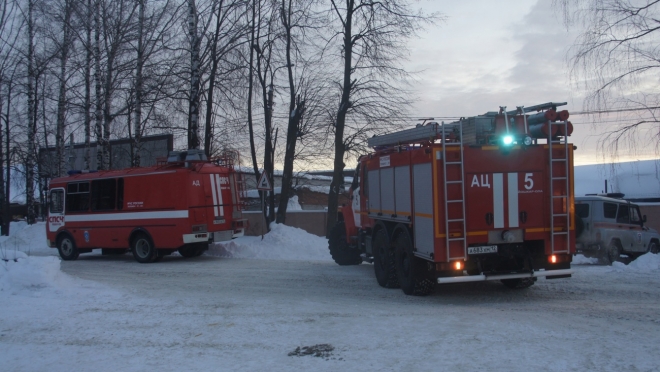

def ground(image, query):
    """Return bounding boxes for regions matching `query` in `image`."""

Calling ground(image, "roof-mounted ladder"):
[549,121,571,254]
[442,122,467,260]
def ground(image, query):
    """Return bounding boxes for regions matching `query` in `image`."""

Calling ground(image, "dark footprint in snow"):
[288,344,335,359]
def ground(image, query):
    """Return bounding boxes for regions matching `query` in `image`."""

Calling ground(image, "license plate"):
[468,245,498,254]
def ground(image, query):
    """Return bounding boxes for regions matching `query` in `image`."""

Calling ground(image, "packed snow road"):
[4,255,660,371]
[1,223,660,371]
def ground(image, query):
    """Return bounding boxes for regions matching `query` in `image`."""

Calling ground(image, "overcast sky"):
[406,0,659,165]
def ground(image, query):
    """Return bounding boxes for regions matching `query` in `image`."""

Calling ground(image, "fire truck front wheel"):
[394,227,434,296]
[328,221,362,266]
[132,233,158,263]
[57,234,79,261]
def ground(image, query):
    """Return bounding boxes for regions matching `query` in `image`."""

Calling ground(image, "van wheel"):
[132,233,157,263]
[649,242,658,254]
[607,242,621,265]
[328,221,361,266]
[394,227,434,296]
[57,234,79,261]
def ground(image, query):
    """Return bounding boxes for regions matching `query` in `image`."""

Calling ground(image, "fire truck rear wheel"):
[57,234,79,261]
[372,228,399,288]
[178,243,206,258]
[394,228,434,296]
[132,233,157,263]
[501,278,536,289]
[328,221,362,266]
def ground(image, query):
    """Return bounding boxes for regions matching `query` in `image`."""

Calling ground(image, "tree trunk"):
[94,0,103,170]
[84,0,92,170]
[25,0,36,224]
[326,1,354,236]
[275,0,304,224]
[2,82,11,235]
[187,0,200,150]
[203,1,222,158]
[132,0,145,167]
[56,0,72,177]
[0,76,5,235]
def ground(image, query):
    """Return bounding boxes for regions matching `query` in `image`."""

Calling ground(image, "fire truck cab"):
[329,103,576,295]
[46,149,246,263]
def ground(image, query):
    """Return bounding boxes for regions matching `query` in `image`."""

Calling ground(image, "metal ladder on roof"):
[442,123,467,260]
[549,121,570,254]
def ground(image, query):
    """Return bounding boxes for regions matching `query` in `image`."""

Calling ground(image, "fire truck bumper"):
[183,233,210,244]
[436,269,574,284]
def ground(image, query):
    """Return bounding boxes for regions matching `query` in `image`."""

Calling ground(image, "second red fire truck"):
[329,102,576,295]
[46,149,246,263]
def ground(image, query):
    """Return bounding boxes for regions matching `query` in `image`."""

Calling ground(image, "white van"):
[575,195,660,264]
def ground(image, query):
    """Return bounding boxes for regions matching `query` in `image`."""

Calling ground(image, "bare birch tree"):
[0,0,20,234]
[324,0,436,234]
[557,0,660,158]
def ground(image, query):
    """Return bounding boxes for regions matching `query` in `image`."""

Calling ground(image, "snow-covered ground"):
[2,222,660,371]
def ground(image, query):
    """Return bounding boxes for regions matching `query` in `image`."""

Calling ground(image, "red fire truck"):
[329,102,576,295]
[46,149,246,263]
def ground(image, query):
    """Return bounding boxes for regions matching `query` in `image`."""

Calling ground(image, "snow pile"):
[208,222,332,261]
[0,221,51,255]
[0,255,70,294]
[572,254,599,265]
[287,195,302,211]
[612,253,660,272]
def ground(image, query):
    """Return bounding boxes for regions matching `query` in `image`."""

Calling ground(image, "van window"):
[91,179,116,211]
[630,206,641,225]
[50,189,64,213]
[67,182,90,212]
[616,204,630,223]
[575,204,589,218]
[603,202,617,219]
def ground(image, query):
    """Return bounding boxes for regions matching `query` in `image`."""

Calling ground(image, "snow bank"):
[0,221,52,255]
[208,222,332,261]
[612,253,660,272]
[0,255,72,294]
[572,254,599,265]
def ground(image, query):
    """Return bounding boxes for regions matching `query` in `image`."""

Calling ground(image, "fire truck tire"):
[132,233,157,263]
[394,228,434,296]
[649,241,658,254]
[372,228,399,288]
[178,244,206,258]
[328,221,362,266]
[607,241,622,265]
[57,234,79,261]
[501,278,535,289]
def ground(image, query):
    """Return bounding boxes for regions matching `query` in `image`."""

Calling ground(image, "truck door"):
[615,202,635,252]
[628,205,646,253]
[48,188,65,233]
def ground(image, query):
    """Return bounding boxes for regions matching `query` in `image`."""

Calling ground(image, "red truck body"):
[46,150,246,263]
[329,103,576,295]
